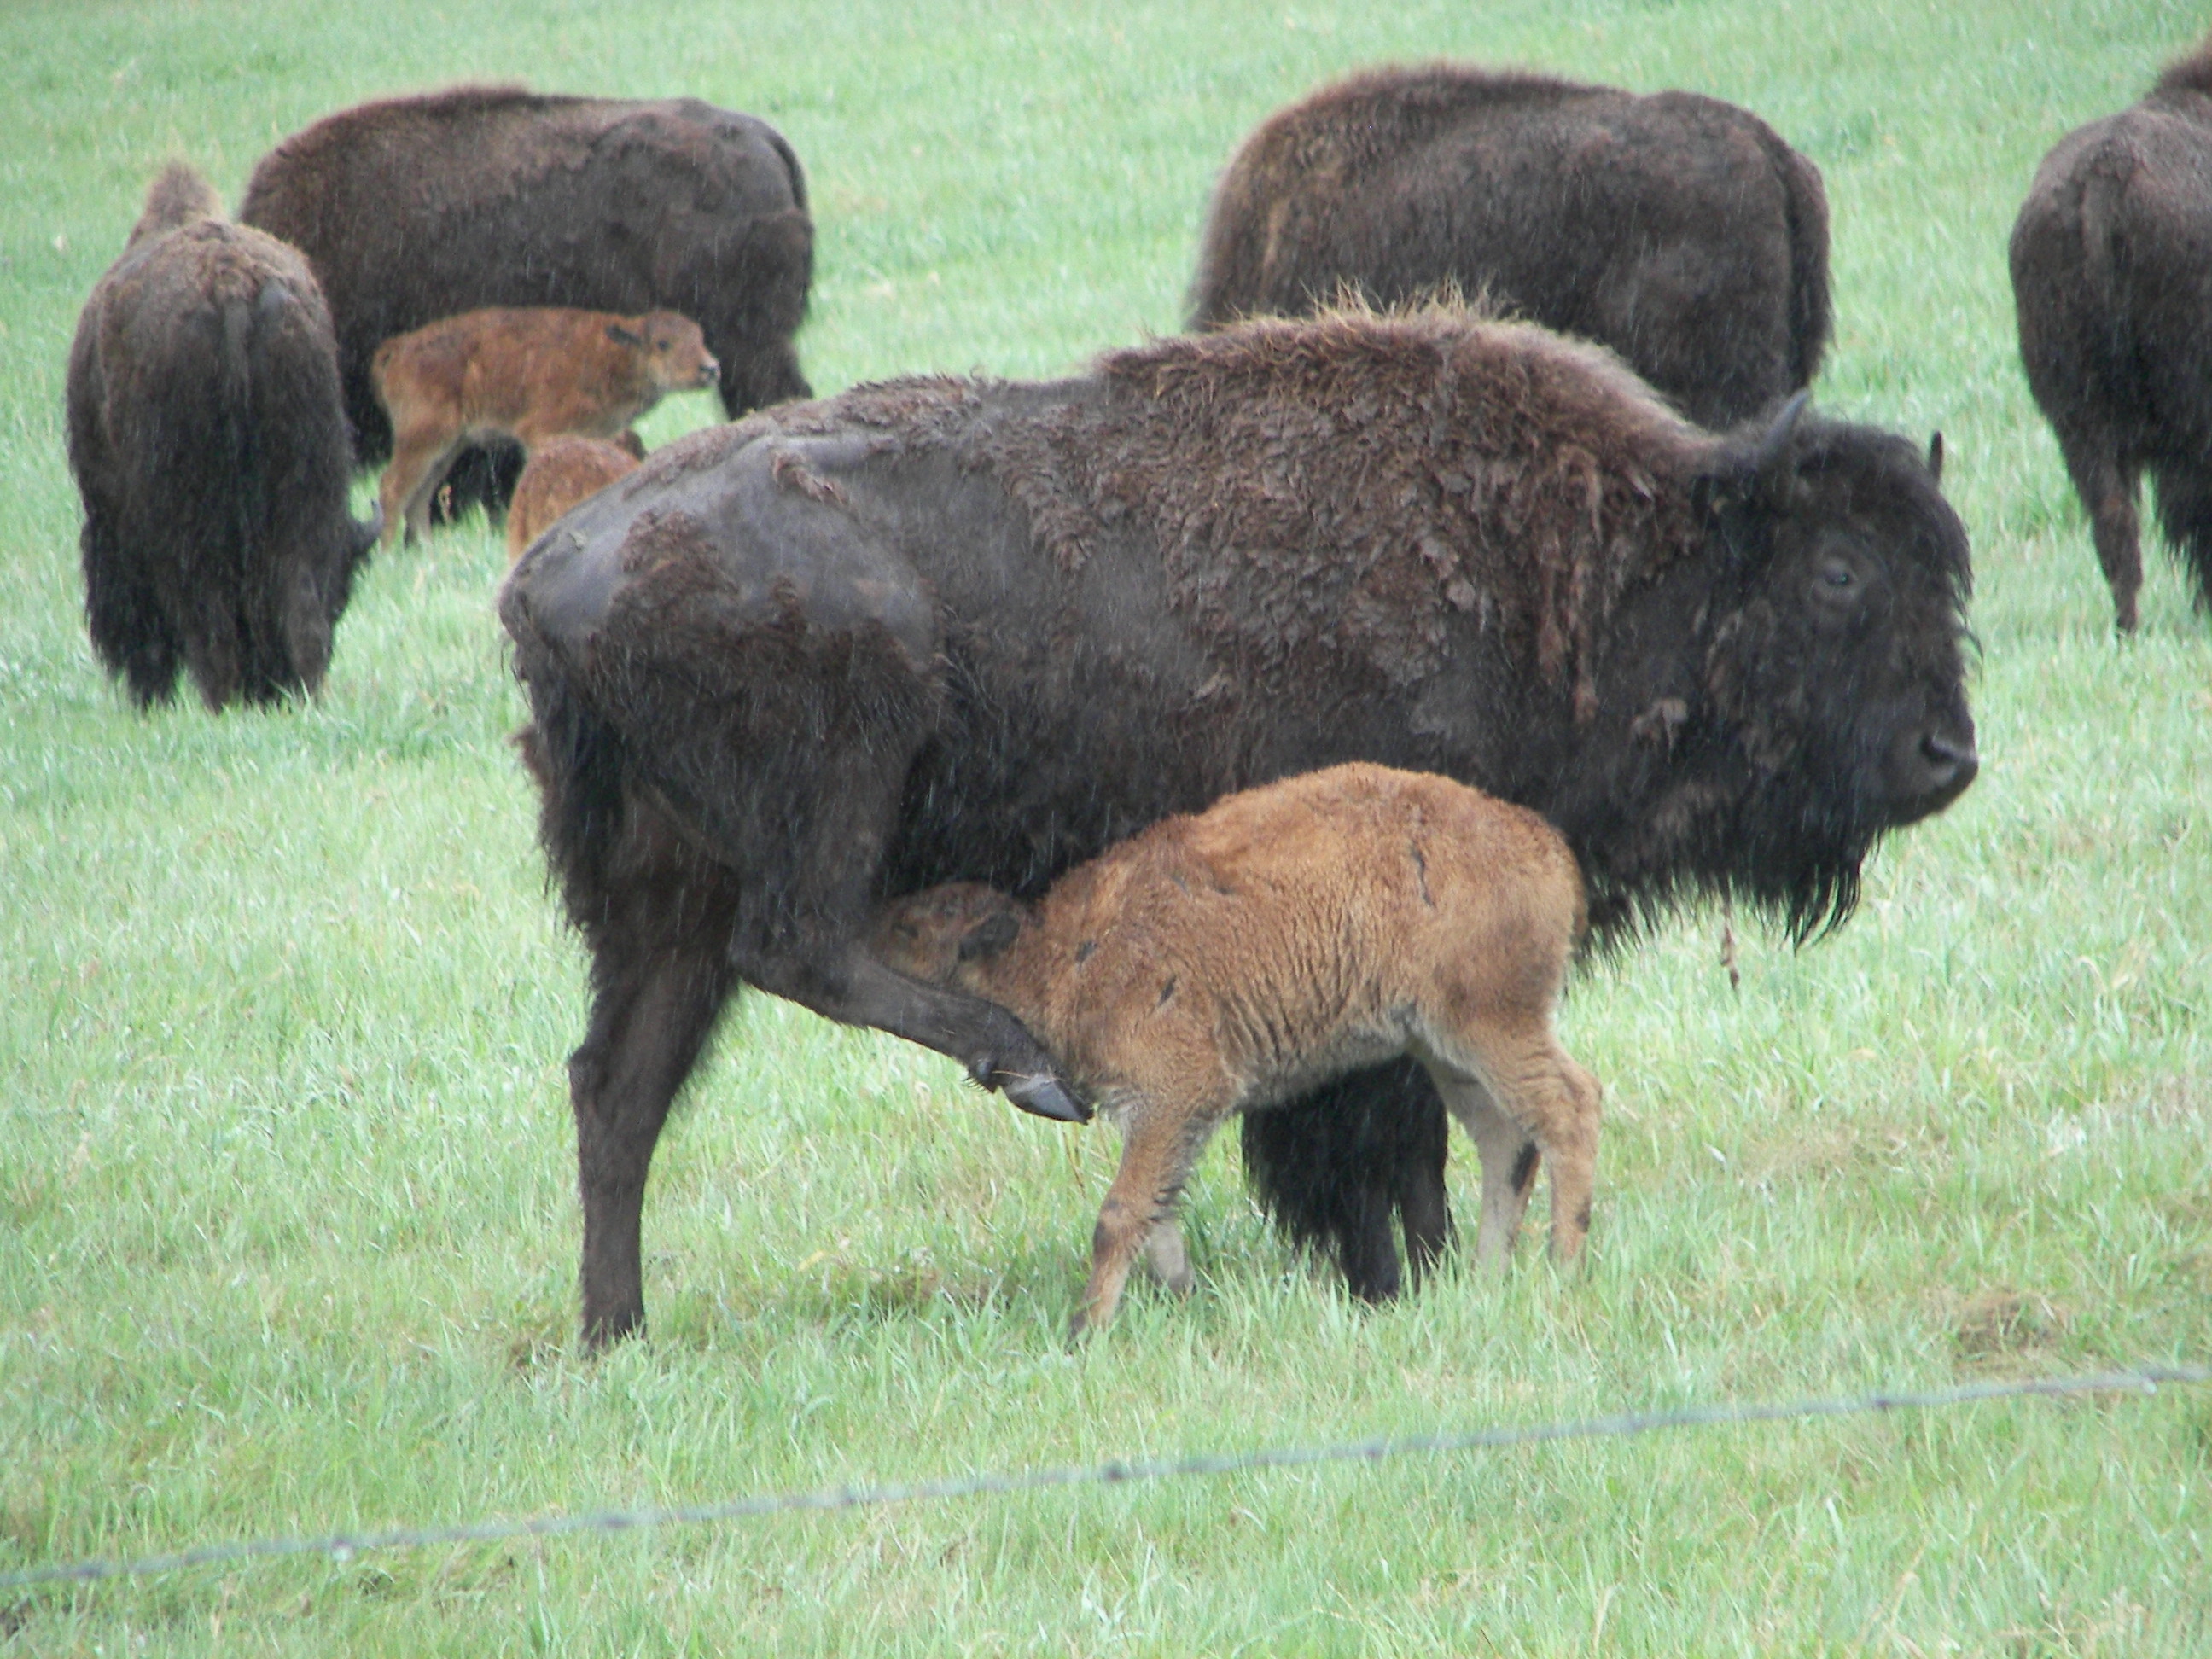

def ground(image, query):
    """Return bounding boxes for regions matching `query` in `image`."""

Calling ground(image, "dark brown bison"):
[66,163,381,710]
[238,84,812,510]
[1187,64,1831,430]
[498,306,1976,1347]
[2010,37,2212,632]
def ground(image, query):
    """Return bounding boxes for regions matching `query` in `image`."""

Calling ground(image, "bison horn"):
[1927,431,1945,483]
[1751,390,1812,500]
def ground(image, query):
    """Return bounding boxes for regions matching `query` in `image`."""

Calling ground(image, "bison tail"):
[1769,139,1832,391]
[504,613,631,936]
[218,291,268,576]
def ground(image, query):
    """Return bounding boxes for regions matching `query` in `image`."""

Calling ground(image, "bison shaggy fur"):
[2010,36,2212,632]
[870,764,1602,1336]
[498,306,1976,1346]
[66,163,379,709]
[238,84,812,495]
[1187,63,1831,430]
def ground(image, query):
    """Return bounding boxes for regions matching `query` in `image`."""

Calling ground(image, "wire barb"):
[3,1363,2203,1591]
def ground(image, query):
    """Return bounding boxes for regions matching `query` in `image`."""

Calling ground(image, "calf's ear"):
[957,911,1022,963]
[606,322,643,348]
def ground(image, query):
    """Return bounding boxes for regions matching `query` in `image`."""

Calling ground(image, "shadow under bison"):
[500,308,1977,1347]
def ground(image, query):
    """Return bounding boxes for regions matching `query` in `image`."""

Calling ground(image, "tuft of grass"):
[4,0,2209,1652]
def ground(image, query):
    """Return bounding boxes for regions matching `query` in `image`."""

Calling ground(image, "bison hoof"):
[1002,1070,1091,1124]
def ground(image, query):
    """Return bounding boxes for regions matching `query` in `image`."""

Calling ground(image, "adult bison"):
[1187,64,1830,430]
[239,84,812,508]
[500,306,1976,1347]
[2010,36,2212,632]
[67,163,380,710]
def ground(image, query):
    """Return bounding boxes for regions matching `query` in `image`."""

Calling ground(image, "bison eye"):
[1818,557,1856,592]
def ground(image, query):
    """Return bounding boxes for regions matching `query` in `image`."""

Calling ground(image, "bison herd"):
[57,42,2209,1345]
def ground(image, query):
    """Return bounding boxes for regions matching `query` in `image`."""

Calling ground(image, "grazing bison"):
[1187,64,1831,429]
[238,84,812,507]
[870,764,1602,1336]
[506,434,646,562]
[499,306,1976,1347]
[66,163,381,710]
[373,306,715,545]
[2010,36,2212,632]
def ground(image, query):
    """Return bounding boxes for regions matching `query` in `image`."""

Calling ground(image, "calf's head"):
[610,311,720,395]
[1671,395,1977,936]
[870,882,1030,992]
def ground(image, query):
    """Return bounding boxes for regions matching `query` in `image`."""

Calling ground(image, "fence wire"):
[4,1362,2203,1592]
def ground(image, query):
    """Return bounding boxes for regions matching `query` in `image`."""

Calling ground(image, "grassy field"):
[4,0,2210,1651]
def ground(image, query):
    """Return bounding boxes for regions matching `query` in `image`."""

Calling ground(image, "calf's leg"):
[1433,1025,1602,1266]
[1075,1101,1220,1336]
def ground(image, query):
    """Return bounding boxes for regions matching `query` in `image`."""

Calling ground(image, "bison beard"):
[501,307,1976,1344]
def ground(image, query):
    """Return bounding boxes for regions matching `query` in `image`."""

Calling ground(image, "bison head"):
[614,311,721,395]
[869,882,1030,990]
[1627,395,1977,940]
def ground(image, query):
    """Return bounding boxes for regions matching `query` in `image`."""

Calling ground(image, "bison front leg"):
[565,806,742,1348]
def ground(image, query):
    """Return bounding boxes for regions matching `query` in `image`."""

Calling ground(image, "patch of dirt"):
[1938,1286,2076,1369]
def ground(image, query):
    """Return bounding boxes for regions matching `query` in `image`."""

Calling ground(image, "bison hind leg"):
[1239,1058,1452,1302]
[2151,460,2212,620]
[81,519,182,707]
[2057,428,2143,632]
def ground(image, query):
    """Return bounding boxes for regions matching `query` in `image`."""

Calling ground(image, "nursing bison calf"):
[239,84,812,513]
[2011,36,2212,632]
[499,305,1976,1348]
[1188,64,1830,429]
[506,434,645,562]
[66,164,380,709]
[871,764,1602,1335]
[373,307,713,545]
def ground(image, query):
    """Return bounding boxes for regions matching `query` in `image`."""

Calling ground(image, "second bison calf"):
[870,763,1603,1335]
[504,433,645,561]
[372,306,716,546]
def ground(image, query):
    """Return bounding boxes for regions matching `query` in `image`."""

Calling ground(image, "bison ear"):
[957,910,1022,963]
[606,322,643,348]
[1927,431,1944,483]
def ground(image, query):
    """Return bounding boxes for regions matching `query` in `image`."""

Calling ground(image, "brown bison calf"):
[373,307,715,545]
[2011,36,2212,632]
[870,764,1602,1336]
[504,434,645,562]
[66,163,380,709]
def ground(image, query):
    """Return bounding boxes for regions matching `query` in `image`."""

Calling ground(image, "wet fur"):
[1188,64,1831,428]
[66,162,377,709]
[2010,34,2212,631]
[500,306,1976,1344]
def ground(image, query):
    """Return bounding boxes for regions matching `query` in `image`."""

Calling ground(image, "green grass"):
[4,0,2210,1651]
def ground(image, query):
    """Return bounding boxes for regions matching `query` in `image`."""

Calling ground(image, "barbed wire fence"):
[3,1362,2204,1592]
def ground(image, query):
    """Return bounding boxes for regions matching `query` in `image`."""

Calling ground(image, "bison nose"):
[1890,722,1978,821]
[698,357,720,385]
